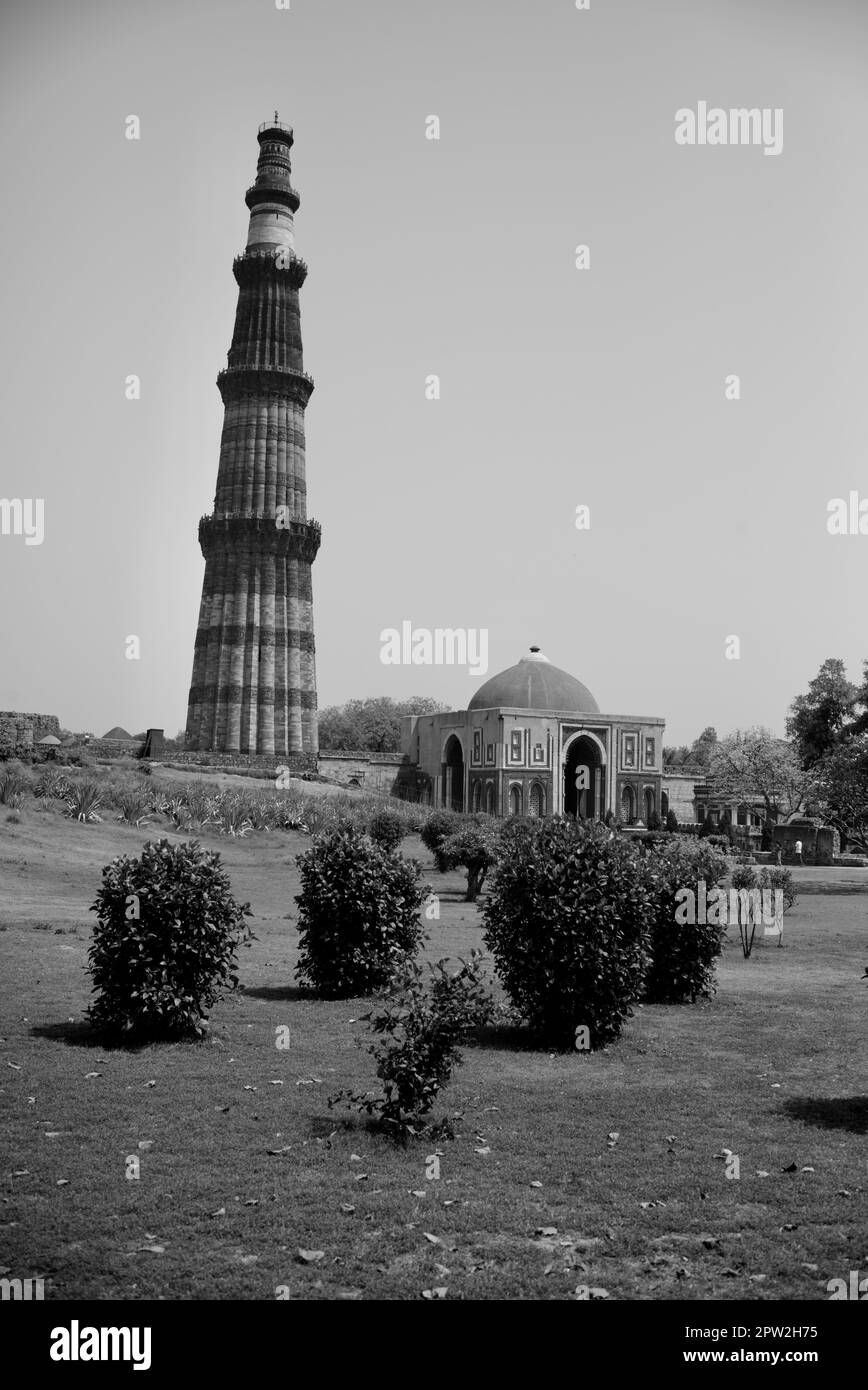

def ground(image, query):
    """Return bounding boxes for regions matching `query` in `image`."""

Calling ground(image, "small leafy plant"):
[329,949,494,1137]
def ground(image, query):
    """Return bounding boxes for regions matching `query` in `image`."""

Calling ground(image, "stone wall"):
[772,823,835,867]
[0,711,60,749]
[317,752,407,793]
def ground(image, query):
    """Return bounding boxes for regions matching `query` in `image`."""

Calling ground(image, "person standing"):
[794,838,803,866]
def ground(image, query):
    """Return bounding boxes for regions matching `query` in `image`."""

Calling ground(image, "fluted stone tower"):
[185,120,320,760]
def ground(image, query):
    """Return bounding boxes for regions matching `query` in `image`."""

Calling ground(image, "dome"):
[468,648,600,714]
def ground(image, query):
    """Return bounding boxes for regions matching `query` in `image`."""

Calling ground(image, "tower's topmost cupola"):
[245,115,300,253]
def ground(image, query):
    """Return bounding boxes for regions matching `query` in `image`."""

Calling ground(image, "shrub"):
[420,810,459,857]
[88,838,253,1039]
[296,825,427,997]
[436,823,499,902]
[665,809,679,832]
[482,819,653,1049]
[330,949,494,1137]
[698,814,716,838]
[644,839,729,1004]
[647,810,663,831]
[64,781,103,823]
[731,864,757,892]
[367,807,406,852]
[759,866,797,914]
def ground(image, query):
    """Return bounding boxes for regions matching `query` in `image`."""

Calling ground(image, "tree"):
[815,735,868,854]
[689,727,718,768]
[786,658,860,767]
[317,697,449,753]
[437,823,499,902]
[706,728,816,826]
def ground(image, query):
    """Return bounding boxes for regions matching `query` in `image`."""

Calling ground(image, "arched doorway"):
[443,735,464,812]
[661,790,669,819]
[644,787,654,825]
[509,784,523,817]
[563,734,605,820]
[472,780,482,813]
[529,782,545,818]
[485,782,494,815]
[621,784,636,825]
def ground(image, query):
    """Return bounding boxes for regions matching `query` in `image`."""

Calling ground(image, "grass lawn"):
[1,806,866,1301]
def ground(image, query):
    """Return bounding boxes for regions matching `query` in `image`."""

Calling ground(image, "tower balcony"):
[217,364,314,405]
[199,513,322,564]
[245,183,300,214]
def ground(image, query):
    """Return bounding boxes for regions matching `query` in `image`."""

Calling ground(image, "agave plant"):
[216,793,253,837]
[162,795,192,830]
[248,796,276,831]
[64,781,103,823]
[34,769,70,802]
[0,768,30,805]
[299,800,336,837]
[272,795,306,830]
[113,786,153,827]
[183,782,211,823]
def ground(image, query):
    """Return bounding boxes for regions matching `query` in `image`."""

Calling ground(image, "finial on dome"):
[526,646,550,663]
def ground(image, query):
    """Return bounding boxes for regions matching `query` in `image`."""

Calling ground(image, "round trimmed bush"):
[420,810,459,858]
[88,838,253,1039]
[295,824,427,997]
[367,807,406,852]
[644,839,729,1004]
[482,819,653,1049]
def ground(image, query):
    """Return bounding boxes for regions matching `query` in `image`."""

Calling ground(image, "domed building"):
[400,648,666,824]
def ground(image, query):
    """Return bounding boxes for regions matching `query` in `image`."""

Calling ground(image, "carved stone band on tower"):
[185,122,321,759]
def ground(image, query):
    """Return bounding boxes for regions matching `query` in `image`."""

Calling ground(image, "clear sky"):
[1,0,866,743]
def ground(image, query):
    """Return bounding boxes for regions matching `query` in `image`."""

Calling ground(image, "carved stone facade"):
[185,122,320,758]
[401,649,665,822]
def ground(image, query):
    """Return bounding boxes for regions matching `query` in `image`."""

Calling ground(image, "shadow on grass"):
[240,984,309,1003]
[30,1020,150,1052]
[784,1095,868,1134]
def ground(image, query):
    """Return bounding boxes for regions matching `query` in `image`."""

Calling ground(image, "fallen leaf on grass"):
[139,1244,165,1254]
[215,1105,230,1114]
[6,1062,22,1071]
[243,1085,257,1093]
[422,1232,441,1245]
[84,1072,102,1079]
[297,1249,325,1264]
[474,1147,490,1156]
[530,1180,543,1188]
[210,1207,226,1218]
[267,1146,292,1156]
[421,1287,448,1299]
[535,1226,558,1238]
[339,1204,355,1214]
[56,1179,69,1186]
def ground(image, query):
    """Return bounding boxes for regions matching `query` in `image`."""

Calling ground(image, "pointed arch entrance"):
[442,735,465,812]
[563,733,606,820]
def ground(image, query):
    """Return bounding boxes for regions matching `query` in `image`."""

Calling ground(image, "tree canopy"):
[317,696,450,753]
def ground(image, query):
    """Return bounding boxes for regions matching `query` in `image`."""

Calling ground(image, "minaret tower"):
[185,119,321,760]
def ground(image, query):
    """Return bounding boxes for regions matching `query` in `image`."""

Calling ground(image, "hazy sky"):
[1,0,866,743]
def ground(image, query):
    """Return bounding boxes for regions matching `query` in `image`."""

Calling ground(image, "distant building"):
[401,647,665,822]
